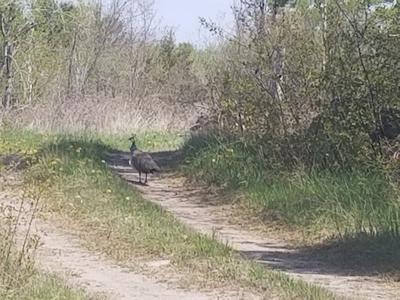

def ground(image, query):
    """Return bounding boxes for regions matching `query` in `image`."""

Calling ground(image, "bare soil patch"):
[0,192,237,300]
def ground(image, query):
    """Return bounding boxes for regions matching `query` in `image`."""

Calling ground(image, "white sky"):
[154,0,234,45]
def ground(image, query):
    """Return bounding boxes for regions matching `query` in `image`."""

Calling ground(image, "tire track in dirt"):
[0,193,235,300]
[108,151,400,300]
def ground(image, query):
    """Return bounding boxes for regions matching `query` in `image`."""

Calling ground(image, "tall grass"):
[183,134,400,238]
[1,95,197,136]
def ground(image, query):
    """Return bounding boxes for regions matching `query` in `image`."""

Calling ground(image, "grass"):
[0,128,185,155]
[0,184,93,299]
[182,134,400,239]
[100,131,186,152]
[0,128,338,300]
[2,273,94,300]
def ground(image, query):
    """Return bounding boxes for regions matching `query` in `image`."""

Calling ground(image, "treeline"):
[199,0,400,170]
[1,0,400,167]
[0,0,205,133]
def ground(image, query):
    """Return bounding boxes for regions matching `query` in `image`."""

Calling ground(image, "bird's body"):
[129,137,160,184]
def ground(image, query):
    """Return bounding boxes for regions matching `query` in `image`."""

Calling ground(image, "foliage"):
[0,0,205,134]
[200,0,400,169]
[179,1,400,240]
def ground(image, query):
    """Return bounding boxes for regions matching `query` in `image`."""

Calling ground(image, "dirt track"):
[107,150,400,300]
[1,149,400,300]
[0,194,240,300]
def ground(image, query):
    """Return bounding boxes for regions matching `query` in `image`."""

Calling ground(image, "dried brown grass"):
[2,94,198,135]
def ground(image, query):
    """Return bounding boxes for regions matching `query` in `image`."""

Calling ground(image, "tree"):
[0,1,34,109]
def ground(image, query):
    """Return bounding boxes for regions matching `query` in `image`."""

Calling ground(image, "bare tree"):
[0,1,34,109]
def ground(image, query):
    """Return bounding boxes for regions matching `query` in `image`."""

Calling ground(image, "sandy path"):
[108,150,400,300]
[0,194,228,300]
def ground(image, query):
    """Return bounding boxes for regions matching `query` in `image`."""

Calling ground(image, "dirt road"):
[0,194,237,300]
[2,148,399,300]
[108,150,400,300]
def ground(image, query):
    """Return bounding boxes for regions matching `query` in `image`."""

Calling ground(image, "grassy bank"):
[182,135,400,238]
[0,128,337,300]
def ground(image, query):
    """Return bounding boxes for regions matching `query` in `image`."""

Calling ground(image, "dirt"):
[107,150,400,300]
[0,192,243,300]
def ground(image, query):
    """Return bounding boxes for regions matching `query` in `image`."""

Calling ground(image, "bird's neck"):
[129,143,137,153]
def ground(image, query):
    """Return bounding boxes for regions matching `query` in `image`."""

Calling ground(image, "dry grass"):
[1,94,199,135]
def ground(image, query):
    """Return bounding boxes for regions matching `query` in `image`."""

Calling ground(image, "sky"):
[154,0,234,45]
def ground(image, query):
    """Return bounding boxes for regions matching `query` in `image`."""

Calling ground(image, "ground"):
[1,147,400,299]
[108,149,400,300]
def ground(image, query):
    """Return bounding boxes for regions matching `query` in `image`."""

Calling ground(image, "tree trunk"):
[67,32,77,96]
[2,41,13,109]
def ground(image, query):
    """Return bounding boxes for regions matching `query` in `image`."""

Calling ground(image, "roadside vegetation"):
[183,135,400,238]
[0,228,90,300]
[0,173,92,299]
[182,0,400,244]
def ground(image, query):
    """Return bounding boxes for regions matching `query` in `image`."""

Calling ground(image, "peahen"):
[128,135,160,184]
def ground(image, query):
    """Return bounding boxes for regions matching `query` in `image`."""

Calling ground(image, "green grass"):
[0,128,338,300]
[100,131,186,152]
[0,128,184,155]
[2,273,94,300]
[182,134,400,238]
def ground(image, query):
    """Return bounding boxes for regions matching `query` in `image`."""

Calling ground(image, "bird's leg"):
[138,171,142,183]
[145,173,148,184]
